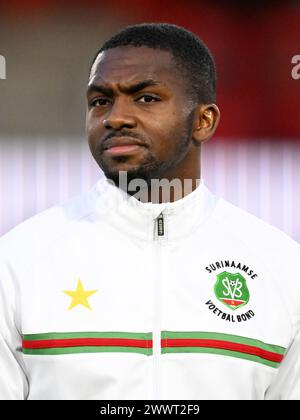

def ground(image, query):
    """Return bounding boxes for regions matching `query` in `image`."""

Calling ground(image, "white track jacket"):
[0,178,300,400]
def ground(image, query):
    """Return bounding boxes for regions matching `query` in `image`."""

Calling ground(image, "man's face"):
[86,46,197,186]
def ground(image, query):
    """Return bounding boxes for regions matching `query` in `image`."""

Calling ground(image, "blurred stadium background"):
[0,1,299,240]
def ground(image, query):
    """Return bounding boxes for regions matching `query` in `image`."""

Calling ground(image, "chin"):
[99,152,167,188]
[102,166,154,188]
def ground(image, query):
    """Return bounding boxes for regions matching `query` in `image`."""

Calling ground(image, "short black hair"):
[90,23,216,104]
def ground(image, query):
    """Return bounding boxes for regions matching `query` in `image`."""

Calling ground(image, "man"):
[0,23,299,400]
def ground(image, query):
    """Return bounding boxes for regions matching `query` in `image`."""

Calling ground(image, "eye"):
[90,98,111,107]
[137,95,160,103]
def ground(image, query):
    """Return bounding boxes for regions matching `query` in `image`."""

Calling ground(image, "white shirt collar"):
[92,176,218,242]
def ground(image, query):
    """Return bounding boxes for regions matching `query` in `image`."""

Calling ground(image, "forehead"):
[89,46,180,87]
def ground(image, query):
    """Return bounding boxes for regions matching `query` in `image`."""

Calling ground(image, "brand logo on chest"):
[204,260,257,323]
[214,271,250,310]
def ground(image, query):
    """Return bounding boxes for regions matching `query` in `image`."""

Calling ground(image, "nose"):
[103,98,137,130]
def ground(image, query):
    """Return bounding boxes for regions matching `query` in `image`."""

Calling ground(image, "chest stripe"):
[22,332,153,356]
[161,331,286,368]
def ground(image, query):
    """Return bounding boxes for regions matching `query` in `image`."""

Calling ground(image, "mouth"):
[103,137,147,156]
[105,144,145,155]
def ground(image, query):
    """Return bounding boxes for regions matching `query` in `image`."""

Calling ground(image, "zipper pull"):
[157,212,165,237]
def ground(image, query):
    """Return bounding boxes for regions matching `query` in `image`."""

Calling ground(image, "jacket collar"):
[92,176,218,242]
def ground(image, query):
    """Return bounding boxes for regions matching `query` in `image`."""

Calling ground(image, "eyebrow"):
[87,79,163,96]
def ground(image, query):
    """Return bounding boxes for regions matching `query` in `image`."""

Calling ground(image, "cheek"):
[150,116,187,153]
[147,111,177,136]
[87,115,103,142]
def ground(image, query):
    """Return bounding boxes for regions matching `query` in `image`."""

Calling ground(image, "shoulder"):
[0,183,99,265]
[212,197,300,317]
[213,197,299,253]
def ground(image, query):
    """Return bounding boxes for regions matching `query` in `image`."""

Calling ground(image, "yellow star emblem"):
[63,279,97,310]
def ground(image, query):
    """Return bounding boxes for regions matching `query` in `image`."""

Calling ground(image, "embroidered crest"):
[214,271,250,311]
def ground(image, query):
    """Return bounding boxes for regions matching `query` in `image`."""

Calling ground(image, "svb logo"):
[214,271,250,311]
[0,55,6,80]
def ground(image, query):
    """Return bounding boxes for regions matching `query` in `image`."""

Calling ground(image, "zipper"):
[152,212,165,398]
[157,213,165,237]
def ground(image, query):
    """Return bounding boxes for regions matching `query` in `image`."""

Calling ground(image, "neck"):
[120,169,201,204]
[137,152,202,203]
[143,177,201,203]
[110,149,202,203]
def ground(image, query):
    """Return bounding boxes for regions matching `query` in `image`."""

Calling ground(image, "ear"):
[192,103,220,145]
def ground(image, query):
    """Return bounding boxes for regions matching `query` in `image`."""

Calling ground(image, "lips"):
[103,136,147,156]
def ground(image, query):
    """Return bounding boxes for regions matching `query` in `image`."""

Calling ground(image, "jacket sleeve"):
[263,234,300,400]
[0,259,28,399]
[265,320,300,400]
